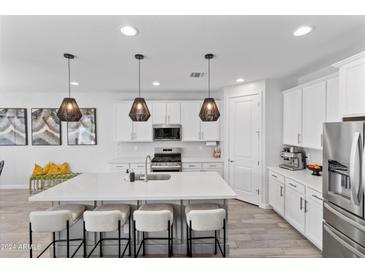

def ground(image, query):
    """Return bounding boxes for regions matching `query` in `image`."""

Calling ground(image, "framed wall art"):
[31,108,61,145]
[0,108,28,146]
[67,108,97,145]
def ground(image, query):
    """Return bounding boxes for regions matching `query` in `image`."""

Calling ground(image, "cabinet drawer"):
[285,178,305,194]
[202,162,224,169]
[306,187,323,204]
[182,163,202,169]
[269,171,284,184]
[130,163,145,170]
[110,163,130,171]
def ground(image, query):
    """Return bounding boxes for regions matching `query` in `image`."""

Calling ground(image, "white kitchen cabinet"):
[305,188,323,249]
[182,162,224,177]
[152,102,181,124]
[326,77,340,122]
[181,101,220,142]
[333,52,365,118]
[302,81,326,149]
[268,171,285,216]
[283,88,302,146]
[285,179,305,233]
[113,102,152,142]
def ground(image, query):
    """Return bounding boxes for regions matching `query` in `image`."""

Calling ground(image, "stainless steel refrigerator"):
[323,122,365,257]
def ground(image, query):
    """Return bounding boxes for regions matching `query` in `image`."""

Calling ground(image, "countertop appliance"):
[151,147,182,172]
[279,146,305,171]
[153,124,181,141]
[323,122,365,257]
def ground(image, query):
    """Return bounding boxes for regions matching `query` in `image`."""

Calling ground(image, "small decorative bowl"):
[306,164,323,176]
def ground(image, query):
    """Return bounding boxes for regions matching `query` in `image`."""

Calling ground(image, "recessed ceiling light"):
[236,78,245,83]
[293,26,312,37]
[152,81,160,86]
[70,81,79,86]
[120,25,138,36]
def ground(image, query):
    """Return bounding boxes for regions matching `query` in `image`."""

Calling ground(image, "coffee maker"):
[279,146,306,171]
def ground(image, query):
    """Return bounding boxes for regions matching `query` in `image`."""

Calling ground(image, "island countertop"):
[29,172,236,202]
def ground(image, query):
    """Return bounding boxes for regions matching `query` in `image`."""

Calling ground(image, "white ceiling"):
[1,15,365,94]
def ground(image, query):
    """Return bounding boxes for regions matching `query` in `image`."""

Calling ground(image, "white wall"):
[0,89,223,188]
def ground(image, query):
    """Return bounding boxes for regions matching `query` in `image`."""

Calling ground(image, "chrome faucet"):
[144,155,151,182]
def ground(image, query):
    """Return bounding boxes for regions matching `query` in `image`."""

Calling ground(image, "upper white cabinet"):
[181,101,220,142]
[333,51,365,118]
[152,102,181,124]
[282,74,339,149]
[113,101,152,142]
[283,88,302,146]
[302,81,326,149]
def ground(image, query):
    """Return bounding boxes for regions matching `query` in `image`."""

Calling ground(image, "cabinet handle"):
[272,174,278,178]
[297,133,301,144]
[300,197,303,210]
[280,186,283,197]
[288,182,297,188]
[304,200,308,213]
[312,194,323,201]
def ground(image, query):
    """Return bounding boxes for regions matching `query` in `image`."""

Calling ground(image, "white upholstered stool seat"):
[185,203,226,257]
[30,204,85,233]
[185,203,226,231]
[133,203,174,257]
[84,204,130,232]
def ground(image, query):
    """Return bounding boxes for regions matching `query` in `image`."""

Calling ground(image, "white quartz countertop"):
[268,166,323,193]
[109,157,224,164]
[29,172,236,202]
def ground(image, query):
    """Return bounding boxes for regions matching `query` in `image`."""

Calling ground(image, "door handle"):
[229,160,235,163]
[304,200,308,213]
[280,186,283,197]
[300,197,303,210]
[350,132,361,205]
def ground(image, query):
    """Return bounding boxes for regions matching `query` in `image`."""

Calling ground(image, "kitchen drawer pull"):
[189,165,196,167]
[289,182,297,188]
[312,194,323,201]
[304,200,308,212]
[271,174,278,178]
[300,197,303,210]
[280,186,283,197]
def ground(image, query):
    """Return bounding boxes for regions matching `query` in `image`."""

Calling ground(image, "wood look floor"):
[0,189,321,258]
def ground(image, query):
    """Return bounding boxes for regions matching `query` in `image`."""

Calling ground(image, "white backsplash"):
[117,141,221,159]
[304,148,323,165]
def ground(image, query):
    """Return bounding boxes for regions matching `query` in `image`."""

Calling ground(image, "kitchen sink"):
[135,174,171,181]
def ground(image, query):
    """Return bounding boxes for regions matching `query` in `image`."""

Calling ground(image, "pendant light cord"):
[208,58,211,98]
[68,57,71,98]
[138,58,141,97]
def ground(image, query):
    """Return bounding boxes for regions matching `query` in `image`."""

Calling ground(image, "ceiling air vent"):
[190,72,206,78]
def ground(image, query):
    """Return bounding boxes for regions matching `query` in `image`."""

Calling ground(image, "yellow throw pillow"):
[59,162,70,174]
[43,162,52,174]
[47,163,62,175]
[31,164,44,176]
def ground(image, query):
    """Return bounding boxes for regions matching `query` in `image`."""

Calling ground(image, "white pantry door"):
[228,94,260,205]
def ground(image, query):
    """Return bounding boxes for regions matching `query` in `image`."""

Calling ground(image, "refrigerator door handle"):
[350,132,361,205]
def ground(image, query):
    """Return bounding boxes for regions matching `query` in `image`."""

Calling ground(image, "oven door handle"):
[324,223,365,258]
[350,132,361,206]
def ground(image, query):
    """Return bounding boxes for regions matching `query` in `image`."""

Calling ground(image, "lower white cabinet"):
[285,179,306,234]
[268,170,323,249]
[182,162,224,177]
[305,188,323,249]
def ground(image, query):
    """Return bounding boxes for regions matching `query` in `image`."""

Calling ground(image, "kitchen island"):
[29,171,236,257]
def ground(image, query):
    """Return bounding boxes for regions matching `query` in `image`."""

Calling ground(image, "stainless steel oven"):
[151,147,182,172]
[323,122,365,257]
[153,124,181,141]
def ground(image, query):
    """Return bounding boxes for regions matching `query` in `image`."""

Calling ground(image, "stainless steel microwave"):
[153,124,181,141]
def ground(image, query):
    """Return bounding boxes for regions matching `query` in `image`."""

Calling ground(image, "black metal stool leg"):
[133,220,137,257]
[168,220,171,257]
[128,215,132,256]
[99,232,103,257]
[223,219,226,257]
[186,223,189,256]
[83,221,86,258]
[214,230,217,255]
[171,224,173,257]
[142,232,145,257]
[29,223,33,258]
[189,221,192,257]
[66,221,70,258]
[53,232,56,258]
[118,220,121,258]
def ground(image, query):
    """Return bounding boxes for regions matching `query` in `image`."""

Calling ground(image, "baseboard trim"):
[0,185,28,190]
[259,203,272,209]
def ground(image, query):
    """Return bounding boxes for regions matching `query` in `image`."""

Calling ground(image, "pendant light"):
[199,53,220,121]
[57,53,82,122]
[129,54,151,121]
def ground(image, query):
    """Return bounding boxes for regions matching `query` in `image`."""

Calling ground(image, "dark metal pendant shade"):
[200,53,220,122]
[129,97,151,121]
[199,97,220,121]
[57,53,82,122]
[57,97,82,122]
[129,54,150,121]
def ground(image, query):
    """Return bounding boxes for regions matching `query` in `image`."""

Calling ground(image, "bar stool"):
[133,204,174,257]
[83,204,131,258]
[185,203,226,257]
[29,204,85,258]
